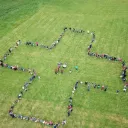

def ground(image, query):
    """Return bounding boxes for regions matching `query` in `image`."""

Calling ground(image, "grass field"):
[0,0,128,128]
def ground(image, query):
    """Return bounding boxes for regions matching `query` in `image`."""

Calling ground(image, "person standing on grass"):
[87,84,90,91]
[68,110,71,116]
[9,47,12,53]
[104,86,108,91]
[75,66,78,70]
[13,65,18,70]
[69,70,72,73]
[123,88,126,92]
[97,84,100,89]
[69,97,72,103]
[53,124,59,128]
[61,69,63,74]
[116,90,119,94]
[123,85,127,92]
[16,40,20,46]
[18,93,22,99]
[118,58,122,62]
[3,54,7,60]
[36,42,39,46]
[74,82,78,89]
[57,65,60,72]
[9,110,15,118]
[122,61,125,67]
[80,81,83,84]
[0,60,3,67]
[62,120,66,125]
[94,83,97,88]
[101,85,105,90]
[63,63,67,68]
[69,27,71,30]
[64,27,67,31]
[85,81,88,85]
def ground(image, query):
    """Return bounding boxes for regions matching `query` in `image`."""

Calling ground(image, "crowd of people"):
[121,61,127,82]
[54,62,67,74]
[0,40,67,127]
[85,81,108,91]
[1,40,21,61]
[87,31,128,92]
[8,79,112,126]
[66,81,80,117]
[7,63,39,124]
[64,27,85,33]
[0,44,67,127]
[25,30,65,50]
[8,70,65,127]
[68,80,108,118]
[0,60,38,74]
[0,27,128,127]
[25,27,87,50]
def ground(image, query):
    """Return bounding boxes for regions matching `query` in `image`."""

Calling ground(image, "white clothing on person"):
[63,64,67,68]
[123,88,126,92]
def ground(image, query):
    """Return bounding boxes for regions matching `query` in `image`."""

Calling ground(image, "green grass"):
[0,0,128,128]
